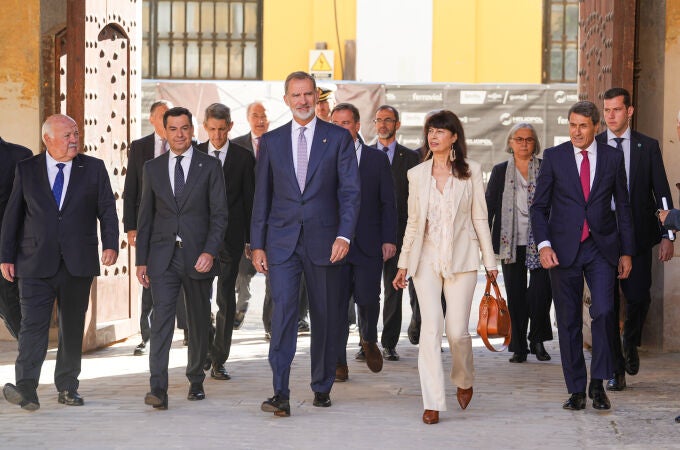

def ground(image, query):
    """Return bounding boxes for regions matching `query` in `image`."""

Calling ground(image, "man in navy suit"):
[0,137,32,339]
[596,87,674,391]
[251,71,360,416]
[197,103,255,380]
[531,101,634,411]
[1,114,119,410]
[331,103,397,382]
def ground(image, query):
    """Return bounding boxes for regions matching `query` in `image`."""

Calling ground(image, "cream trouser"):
[412,243,477,411]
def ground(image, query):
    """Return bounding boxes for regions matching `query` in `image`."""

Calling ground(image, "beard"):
[377,130,395,140]
[292,106,315,122]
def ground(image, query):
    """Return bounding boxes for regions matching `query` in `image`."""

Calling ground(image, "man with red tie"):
[531,101,634,412]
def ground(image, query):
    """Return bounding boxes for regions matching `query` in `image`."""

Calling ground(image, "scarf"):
[498,156,541,269]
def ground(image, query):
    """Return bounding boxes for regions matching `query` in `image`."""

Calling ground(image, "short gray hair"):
[505,123,541,155]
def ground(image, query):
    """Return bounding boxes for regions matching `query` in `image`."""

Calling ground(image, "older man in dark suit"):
[595,87,674,391]
[331,103,397,382]
[251,71,360,416]
[136,107,228,410]
[531,101,634,411]
[0,137,32,339]
[197,103,255,380]
[1,114,119,411]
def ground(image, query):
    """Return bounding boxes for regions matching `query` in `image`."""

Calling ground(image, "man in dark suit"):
[197,103,255,380]
[331,103,397,382]
[368,105,420,362]
[123,100,189,355]
[136,107,228,410]
[596,87,674,391]
[0,137,32,339]
[531,101,634,411]
[1,114,119,410]
[251,71,360,416]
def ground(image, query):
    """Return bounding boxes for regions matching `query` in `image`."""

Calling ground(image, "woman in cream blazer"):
[393,110,497,425]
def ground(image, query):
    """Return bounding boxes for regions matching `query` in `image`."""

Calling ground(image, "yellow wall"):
[0,0,41,150]
[418,0,544,83]
[262,0,357,80]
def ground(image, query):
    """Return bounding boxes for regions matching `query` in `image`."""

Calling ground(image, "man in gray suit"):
[136,107,228,410]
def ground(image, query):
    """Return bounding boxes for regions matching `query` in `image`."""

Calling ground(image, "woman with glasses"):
[485,123,553,364]
[393,110,497,425]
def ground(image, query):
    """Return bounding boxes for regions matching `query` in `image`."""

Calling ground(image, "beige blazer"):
[397,158,496,276]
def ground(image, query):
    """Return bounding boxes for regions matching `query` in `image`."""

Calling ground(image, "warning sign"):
[309,50,334,79]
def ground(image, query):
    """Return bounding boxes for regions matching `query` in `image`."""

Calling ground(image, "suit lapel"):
[589,142,605,201]
[564,144,586,203]
[176,148,203,210]
[305,121,327,187]
[628,132,641,191]
[35,153,57,209]
[60,154,85,211]
[418,160,432,225]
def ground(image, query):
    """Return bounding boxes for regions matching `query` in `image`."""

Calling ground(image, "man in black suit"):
[197,103,255,380]
[123,100,189,355]
[1,114,119,410]
[368,105,420,362]
[596,87,674,391]
[231,101,268,329]
[331,103,397,381]
[136,107,228,410]
[0,137,32,339]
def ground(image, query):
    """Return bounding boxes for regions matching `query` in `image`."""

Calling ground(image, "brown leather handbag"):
[476,269,512,352]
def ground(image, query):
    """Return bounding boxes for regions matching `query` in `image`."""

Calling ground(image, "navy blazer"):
[0,153,119,278]
[530,140,635,268]
[123,133,156,232]
[347,145,397,264]
[250,119,361,266]
[595,130,673,253]
[196,140,255,252]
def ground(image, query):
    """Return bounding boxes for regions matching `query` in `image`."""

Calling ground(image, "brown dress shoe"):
[362,342,384,373]
[457,387,473,410]
[422,409,439,424]
[335,364,348,382]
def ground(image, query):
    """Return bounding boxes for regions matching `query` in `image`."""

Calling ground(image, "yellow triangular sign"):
[311,53,332,71]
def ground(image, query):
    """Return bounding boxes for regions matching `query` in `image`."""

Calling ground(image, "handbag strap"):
[478,269,511,352]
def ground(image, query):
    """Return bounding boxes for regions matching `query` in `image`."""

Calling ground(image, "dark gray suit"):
[136,147,228,393]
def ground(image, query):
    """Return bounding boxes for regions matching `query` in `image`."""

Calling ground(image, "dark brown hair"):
[423,110,470,179]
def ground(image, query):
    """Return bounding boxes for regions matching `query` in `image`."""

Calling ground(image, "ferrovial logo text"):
[412,92,443,102]
[499,113,544,126]
[554,90,578,104]
[457,116,481,124]
[460,91,487,105]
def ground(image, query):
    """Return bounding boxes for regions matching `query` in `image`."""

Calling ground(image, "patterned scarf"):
[498,156,541,269]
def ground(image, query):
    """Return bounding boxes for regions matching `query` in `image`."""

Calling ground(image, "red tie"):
[580,150,590,242]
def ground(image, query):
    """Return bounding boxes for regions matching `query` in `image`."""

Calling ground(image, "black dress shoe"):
[133,341,147,356]
[624,346,640,375]
[210,363,231,380]
[588,382,611,410]
[58,390,84,406]
[382,347,400,361]
[3,383,40,411]
[144,390,168,410]
[313,392,331,407]
[562,392,586,410]
[354,347,366,361]
[509,352,527,363]
[233,311,245,330]
[261,394,290,417]
[606,373,627,391]
[298,320,310,333]
[407,320,420,345]
[187,382,205,401]
[530,342,551,361]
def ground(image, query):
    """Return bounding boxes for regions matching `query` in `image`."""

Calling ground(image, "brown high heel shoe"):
[422,409,439,424]
[457,387,473,410]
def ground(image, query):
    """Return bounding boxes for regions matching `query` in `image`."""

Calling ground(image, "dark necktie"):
[580,150,590,242]
[52,163,65,208]
[174,155,185,200]
[213,150,221,165]
[613,137,624,152]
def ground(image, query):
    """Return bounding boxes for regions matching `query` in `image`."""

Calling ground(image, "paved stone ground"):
[1,272,678,449]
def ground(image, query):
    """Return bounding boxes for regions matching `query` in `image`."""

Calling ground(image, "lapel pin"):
[323,138,327,143]
[199,163,203,167]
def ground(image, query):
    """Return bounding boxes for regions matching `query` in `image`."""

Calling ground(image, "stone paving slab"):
[1,272,678,449]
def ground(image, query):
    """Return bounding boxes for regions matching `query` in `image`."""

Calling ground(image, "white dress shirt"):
[606,127,631,186]
[208,140,229,167]
[168,147,193,194]
[46,150,73,210]
[154,132,167,158]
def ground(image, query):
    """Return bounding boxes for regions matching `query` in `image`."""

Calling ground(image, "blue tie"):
[174,155,185,201]
[52,163,65,208]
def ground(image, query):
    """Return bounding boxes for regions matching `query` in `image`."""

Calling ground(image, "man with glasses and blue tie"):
[1,114,119,411]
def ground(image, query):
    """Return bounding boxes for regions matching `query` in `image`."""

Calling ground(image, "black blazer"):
[485,158,543,254]
[197,141,255,253]
[231,132,254,154]
[370,143,420,247]
[595,130,673,252]
[0,153,119,278]
[123,133,155,232]
[0,137,32,224]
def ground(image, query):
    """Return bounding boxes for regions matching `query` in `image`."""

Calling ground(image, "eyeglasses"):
[373,118,397,125]
[512,137,536,144]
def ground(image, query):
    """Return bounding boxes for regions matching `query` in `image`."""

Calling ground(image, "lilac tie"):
[296,127,308,191]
